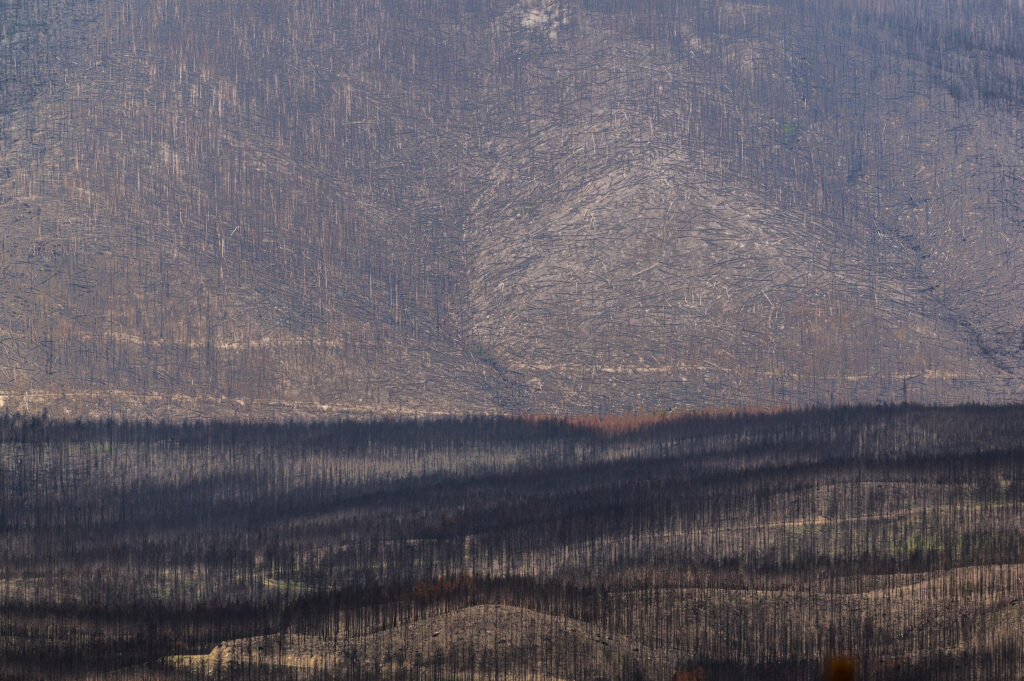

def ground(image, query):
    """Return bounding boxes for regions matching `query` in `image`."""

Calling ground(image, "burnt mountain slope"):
[1,0,1023,418]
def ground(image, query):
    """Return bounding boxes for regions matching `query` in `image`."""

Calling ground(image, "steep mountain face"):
[1,0,1023,419]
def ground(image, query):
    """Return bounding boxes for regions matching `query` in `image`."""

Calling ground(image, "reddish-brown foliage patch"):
[520,406,796,437]
[672,666,705,681]
[824,655,857,681]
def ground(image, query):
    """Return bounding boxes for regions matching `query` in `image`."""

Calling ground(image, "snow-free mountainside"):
[3,0,1024,418]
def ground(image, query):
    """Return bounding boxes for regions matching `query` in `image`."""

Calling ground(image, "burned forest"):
[3,0,1024,680]
[2,0,1024,417]
[2,406,1024,680]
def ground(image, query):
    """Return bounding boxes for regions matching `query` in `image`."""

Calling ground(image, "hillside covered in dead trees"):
[2,0,1024,418]
[3,406,1024,680]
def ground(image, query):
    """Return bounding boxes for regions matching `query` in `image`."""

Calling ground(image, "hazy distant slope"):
[1,0,1023,418]
[461,4,1012,410]
[1,0,503,417]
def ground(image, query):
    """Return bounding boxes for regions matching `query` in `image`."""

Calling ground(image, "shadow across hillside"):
[1,405,1023,679]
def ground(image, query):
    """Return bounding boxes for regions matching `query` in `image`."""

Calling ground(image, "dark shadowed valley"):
[3,407,1024,681]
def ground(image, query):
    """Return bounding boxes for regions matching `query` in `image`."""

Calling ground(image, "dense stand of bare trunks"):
[2,0,1024,417]
[1,405,1023,680]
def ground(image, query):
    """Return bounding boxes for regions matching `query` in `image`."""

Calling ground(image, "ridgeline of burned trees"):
[1,404,1023,680]
[2,0,1024,419]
